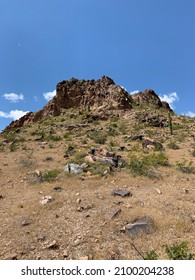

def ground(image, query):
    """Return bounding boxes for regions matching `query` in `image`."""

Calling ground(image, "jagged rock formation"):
[5,76,172,130]
[5,76,133,130]
[131,89,172,110]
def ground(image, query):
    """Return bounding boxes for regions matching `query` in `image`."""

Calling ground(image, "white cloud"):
[0,110,29,120]
[182,111,195,118]
[129,90,140,95]
[2,93,24,103]
[159,92,179,108]
[43,90,56,101]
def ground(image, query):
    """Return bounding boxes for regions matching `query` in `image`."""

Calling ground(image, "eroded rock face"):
[5,76,172,130]
[131,89,171,110]
[5,76,133,130]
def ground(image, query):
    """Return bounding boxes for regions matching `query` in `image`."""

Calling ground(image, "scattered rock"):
[128,135,143,141]
[142,138,164,151]
[64,163,84,174]
[40,196,53,205]
[190,215,195,223]
[76,198,81,204]
[53,186,62,192]
[46,240,59,250]
[21,219,31,227]
[111,189,132,197]
[0,194,3,199]
[6,253,17,260]
[122,216,154,236]
[77,204,93,212]
[37,235,46,241]
[155,188,162,194]
[183,188,189,194]
[79,256,89,260]
[63,250,69,258]
[107,209,122,219]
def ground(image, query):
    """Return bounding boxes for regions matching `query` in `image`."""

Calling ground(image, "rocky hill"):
[0,76,195,260]
[5,76,171,130]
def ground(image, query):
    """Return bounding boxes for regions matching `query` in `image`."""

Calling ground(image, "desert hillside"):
[0,77,194,260]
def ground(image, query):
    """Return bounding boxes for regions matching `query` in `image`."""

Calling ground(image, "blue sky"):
[0,0,195,130]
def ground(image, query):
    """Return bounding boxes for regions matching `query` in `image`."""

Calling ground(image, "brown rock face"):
[131,89,172,110]
[5,77,172,130]
[5,76,133,130]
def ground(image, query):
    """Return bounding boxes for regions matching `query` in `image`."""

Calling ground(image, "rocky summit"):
[5,76,171,130]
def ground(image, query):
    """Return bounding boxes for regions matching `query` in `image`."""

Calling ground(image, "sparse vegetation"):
[145,241,194,260]
[128,152,169,177]
[87,131,107,144]
[39,169,61,182]
[167,141,180,149]
[165,241,194,260]
[176,160,195,174]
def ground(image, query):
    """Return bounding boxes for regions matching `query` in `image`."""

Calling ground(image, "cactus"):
[168,112,173,135]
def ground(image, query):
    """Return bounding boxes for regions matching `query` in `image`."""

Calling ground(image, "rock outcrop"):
[131,89,172,110]
[6,76,133,130]
[5,76,172,130]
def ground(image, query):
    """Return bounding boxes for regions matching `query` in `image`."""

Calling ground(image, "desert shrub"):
[144,241,194,260]
[176,160,195,174]
[31,130,45,137]
[144,250,158,260]
[165,241,194,260]
[63,132,73,139]
[118,121,128,134]
[88,131,107,144]
[128,153,169,177]
[40,169,61,182]
[10,142,18,152]
[167,141,180,149]
[86,161,110,176]
[47,134,62,141]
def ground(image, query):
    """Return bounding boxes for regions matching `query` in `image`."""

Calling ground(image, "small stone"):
[40,196,53,205]
[190,215,195,223]
[123,203,133,208]
[46,240,59,250]
[21,220,31,227]
[123,216,154,236]
[0,194,3,199]
[111,189,132,197]
[79,256,89,260]
[155,188,162,194]
[37,235,46,241]
[7,253,17,260]
[108,209,122,219]
[75,193,80,196]
[63,250,69,258]
[53,186,62,192]
[76,198,81,204]
[35,170,41,176]
[183,188,189,194]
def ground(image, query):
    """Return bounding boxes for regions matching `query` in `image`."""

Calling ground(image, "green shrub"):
[165,241,194,260]
[144,250,158,260]
[40,169,61,182]
[167,141,180,150]
[176,160,195,174]
[10,142,18,152]
[128,153,169,177]
[144,241,194,260]
[47,134,62,141]
[88,131,107,144]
